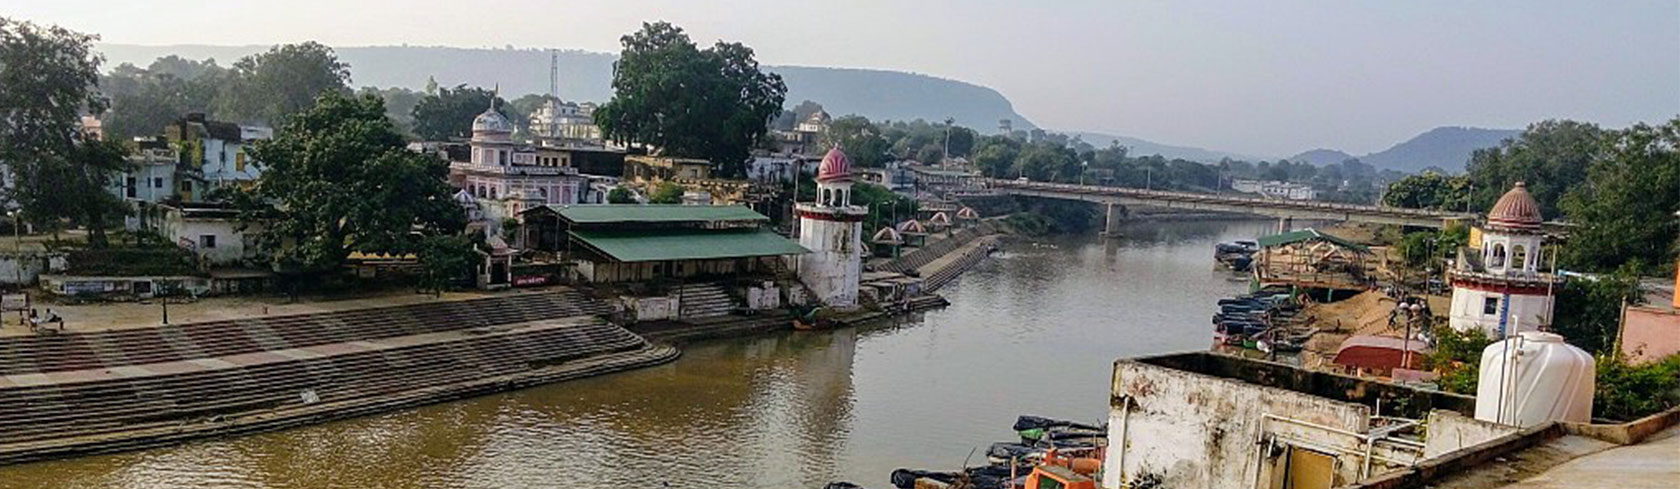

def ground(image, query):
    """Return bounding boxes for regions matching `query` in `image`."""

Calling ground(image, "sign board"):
[513,275,549,287]
[1,293,25,311]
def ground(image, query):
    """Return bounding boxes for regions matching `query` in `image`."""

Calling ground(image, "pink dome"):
[817,147,852,183]
[1487,182,1543,231]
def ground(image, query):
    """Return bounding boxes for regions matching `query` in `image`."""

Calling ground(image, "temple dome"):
[1487,182,1543,231]
[472,107,514,134]
[817,146,852,183]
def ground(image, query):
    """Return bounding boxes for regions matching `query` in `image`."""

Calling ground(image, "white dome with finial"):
[472,107,514,135]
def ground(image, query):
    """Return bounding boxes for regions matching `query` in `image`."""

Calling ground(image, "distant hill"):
[1289,148,1357,166]
[1359,127,1519,173]
[96,43,1038,132]
[1063,131,1265,162]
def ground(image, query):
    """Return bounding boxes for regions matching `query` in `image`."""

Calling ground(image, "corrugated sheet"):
[1256,228,1369,251]
[570,228,807,262]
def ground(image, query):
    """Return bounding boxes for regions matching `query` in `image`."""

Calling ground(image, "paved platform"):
[1494,426,1679,489]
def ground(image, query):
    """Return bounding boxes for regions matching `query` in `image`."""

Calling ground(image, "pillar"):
[1103,202,1124,238]
[1276,216,1293,234]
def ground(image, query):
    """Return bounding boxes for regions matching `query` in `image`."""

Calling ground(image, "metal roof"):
[569,228,807,262]
[536,204,769,224]
[1256,228,1370,252]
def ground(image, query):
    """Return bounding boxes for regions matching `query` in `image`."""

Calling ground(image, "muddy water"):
[0,219,1275,489]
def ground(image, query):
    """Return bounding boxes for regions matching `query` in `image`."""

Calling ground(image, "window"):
[125,177,137,198]
[1490,244,1506,268]
[200,234,217,249]
[499,151,508,166]
[1511,245,1528,271]
[153,177,164,188]
[1483,297,1500,315]
[236,152,246,172]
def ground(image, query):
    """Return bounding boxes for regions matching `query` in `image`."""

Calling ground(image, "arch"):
[489,187,498,200]
[1511,244,1528,271]
[1490,243,1507,268]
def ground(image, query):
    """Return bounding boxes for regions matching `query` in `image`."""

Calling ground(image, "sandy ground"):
[1296,290,1447,370]
[0,287,541,337]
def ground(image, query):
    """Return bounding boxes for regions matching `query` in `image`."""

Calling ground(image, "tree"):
[1552,266,1645,355]
[1559,118,1680,274]
[416,234,474,297]
[647,182,685,204]
[237,91,465,279]
[1382,172,1471,210]
[214,42,351,125]
[824,115,891,167]
[358,86,425,134]
[0,18,113,238]
[594,22,787,177]
[606,187,636,204]
[410,84,507,141]
[946,126,977,158]
[1464,120,1604,218]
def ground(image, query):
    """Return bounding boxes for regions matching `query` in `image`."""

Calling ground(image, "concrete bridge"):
[983,178,1476,235]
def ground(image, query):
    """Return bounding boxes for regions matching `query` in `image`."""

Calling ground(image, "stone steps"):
[0,290,611,376]
[675,283,735,320]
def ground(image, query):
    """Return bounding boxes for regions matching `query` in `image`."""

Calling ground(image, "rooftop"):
[1257,227,1371,252]
[536,204,770,225]
[569,228,807,262]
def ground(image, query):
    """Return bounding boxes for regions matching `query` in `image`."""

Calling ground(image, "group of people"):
[14,307,64,332]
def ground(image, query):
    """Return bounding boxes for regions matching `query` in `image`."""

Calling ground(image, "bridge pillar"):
[1102,203,1124,238]
[1277,216,1294,234]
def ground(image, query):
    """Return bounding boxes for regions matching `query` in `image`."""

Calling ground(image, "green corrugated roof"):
[546,204,769,224]
[1256,228,1370,252]
[570,228,808,262]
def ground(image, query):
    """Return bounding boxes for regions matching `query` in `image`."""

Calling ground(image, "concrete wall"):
[797,207,863,307]
[1423,410,1519,459]
[1106,359,1374,489]
[1449,288,1551,337]
[0,253,68,285]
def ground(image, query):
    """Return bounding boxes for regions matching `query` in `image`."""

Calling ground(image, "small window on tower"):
[1483,297,1499,315]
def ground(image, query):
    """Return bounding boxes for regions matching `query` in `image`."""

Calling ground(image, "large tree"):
[1464,120,1604,218]
[238,91,465,278]
[0,17,128,245]
[1559,118,1680,274]
[1381,171,1472,211]
[409,84,507,141]
[823,115,891,167]
[595,22,786,177]
[214,42,350,126]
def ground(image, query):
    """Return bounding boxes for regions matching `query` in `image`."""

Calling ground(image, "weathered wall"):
[1423,410,1518,459]
[1621,305,1680,365]
[1105,360,1374,489]
[0,253,68,285]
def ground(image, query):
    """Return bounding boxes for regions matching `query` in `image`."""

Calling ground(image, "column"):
[1103,202,1124,238]
[1277,216,1293,234]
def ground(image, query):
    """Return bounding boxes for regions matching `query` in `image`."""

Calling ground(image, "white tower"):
[797,147,867,307]
[1449,182,1562,337]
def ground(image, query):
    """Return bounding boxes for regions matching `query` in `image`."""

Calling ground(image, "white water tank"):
[1474,331,1595,427]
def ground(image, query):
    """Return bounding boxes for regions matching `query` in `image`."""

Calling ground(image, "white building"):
[1448,182,1562,337]
[110,138,178,204]
[796,147,867,307]
[166,114,271,201]
[1232,178,1318,201]
[154,204,262,267]
[450,99,590,238]
[528,98,602,143]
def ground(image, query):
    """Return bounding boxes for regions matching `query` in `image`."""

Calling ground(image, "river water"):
[1,219,1275,489]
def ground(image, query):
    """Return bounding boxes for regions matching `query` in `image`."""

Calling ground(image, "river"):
[0,219,1275,489]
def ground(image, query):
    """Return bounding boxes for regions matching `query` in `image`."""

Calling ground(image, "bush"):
[648,182,684,204]
[1594,354,1680,421]
[1426,324,1492,395]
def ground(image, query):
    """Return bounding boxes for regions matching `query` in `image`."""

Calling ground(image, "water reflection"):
[1,219,1276,489]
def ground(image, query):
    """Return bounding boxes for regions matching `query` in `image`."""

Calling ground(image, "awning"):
[570,228,808,263]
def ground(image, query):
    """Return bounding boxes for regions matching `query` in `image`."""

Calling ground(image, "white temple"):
[1448,182,1563,337]
[796,147,868,307]
[449,98,588,238]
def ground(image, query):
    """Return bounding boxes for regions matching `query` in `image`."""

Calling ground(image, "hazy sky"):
[9,0,1678,156]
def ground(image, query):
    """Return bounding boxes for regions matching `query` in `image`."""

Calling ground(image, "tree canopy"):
[100,43,351,138]
[1381,172,1471,211]
[237,91,465,276]
[410,84,509,141]
[594,22,786,177]
[214,42,350,126]
[1558,119,1680,274]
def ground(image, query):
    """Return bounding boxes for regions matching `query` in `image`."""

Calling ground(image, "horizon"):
[10,0,1679,157]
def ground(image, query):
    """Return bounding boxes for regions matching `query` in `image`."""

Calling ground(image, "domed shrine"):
[450,96,590,241]
[796,146,869,307]
[1448,182,1563,337]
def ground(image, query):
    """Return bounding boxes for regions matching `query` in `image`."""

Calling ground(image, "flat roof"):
[1257,228,1370,252]
[536,204,770,224]
[570,228,807,262]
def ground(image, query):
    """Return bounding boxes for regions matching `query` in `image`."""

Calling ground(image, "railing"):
[985,178,1473,219]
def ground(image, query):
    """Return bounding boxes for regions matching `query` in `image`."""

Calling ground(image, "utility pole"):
[942,117,954,168]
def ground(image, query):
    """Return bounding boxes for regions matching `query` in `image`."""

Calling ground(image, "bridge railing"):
[982,178,1470,219]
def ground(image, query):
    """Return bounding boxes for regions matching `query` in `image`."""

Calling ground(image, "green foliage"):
[647,182,685,204]
[1003,212,1052,236]
[1594,354,1680,421]
[66,247,197,276]
[595,22,787,177]
[214,42,351,125]
[852,182,918,235]
[1553,266,1645,355]
[1394,225,1468,270]
[823,115,891,167]
[1465,120,1604,219]
[606,187,636,204]
[236,91,466,277]
[1382,172,1471,211]
[416,234,474,296]
[410,84,508,141]
[101,59,225,141]
[1559,118,1680,275]
[357,86,424,133]
[1426,324,1493,395]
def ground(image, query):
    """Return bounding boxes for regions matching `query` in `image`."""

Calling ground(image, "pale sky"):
[8,0,1678,156]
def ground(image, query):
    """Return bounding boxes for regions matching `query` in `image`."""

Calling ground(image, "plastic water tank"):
[1474,331,1594,427]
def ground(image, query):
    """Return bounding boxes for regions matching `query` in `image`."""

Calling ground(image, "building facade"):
[796,147,867,307]
[1232,178,1318,201]
[1448,182,1562,337]
[165,114,272,202]
[450,101,589,237]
